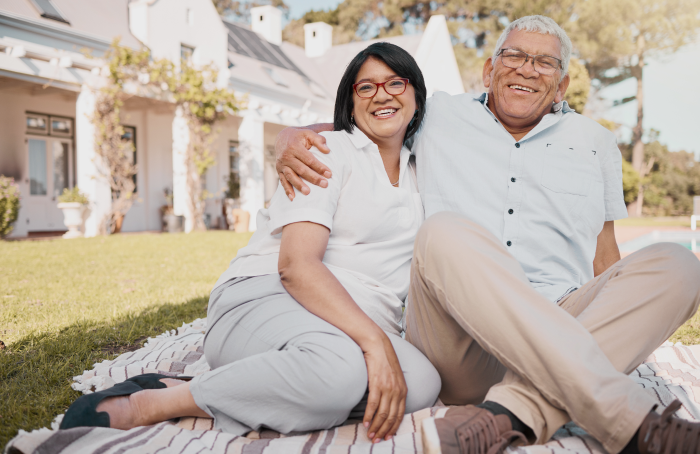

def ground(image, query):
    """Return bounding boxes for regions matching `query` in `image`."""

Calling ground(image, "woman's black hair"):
[333,42,427,144]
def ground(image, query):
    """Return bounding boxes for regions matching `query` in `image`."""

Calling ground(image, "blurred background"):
[1,0,699,242]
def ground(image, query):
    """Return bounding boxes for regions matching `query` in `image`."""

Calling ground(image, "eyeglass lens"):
[500,50,560,75]
[355,79,407,98]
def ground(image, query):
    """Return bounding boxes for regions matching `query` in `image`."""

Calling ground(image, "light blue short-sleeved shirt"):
[412,92,628,302]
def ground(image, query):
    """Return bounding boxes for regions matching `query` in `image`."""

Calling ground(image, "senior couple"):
[62,15,700,454]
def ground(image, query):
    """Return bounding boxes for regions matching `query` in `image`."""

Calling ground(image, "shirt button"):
[506,241,512,247]
[508,209,514,214]
[515,143,520,148]
[511,177,516,183]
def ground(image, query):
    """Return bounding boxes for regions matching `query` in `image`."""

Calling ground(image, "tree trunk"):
[112,214,124,234]
[628,35,646,217]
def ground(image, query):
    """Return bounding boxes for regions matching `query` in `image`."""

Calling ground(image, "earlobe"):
[482,57,494,88]
[555,73,571,104]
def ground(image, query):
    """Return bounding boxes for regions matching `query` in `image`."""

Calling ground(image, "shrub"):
[0,176,20,238]
[57,187,89,204]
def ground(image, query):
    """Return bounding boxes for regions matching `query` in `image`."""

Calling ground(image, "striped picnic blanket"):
[6,318,700,454]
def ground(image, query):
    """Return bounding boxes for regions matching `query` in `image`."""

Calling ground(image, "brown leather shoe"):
[422,406,527,454]
[638,400,700,454]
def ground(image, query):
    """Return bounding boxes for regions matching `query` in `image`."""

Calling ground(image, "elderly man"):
[274,15,700,454]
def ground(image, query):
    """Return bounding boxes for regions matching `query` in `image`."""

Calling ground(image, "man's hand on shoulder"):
[275,124,334,200]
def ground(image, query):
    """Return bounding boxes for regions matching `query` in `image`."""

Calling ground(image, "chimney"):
[304,22,333,58]
[251,5,282,45]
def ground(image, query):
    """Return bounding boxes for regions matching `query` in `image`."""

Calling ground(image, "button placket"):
[503,141,525,252]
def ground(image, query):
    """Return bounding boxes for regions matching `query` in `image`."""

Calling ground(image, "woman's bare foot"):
[95,378,199,430]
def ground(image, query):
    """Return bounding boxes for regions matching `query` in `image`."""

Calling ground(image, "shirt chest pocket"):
[540,146,599,196]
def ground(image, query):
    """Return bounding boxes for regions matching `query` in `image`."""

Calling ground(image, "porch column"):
[238,114,265,231]
[76,85,111,237]
[172,106,194,232]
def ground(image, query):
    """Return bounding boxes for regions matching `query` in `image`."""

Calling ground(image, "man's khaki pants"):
[405,212,700,453]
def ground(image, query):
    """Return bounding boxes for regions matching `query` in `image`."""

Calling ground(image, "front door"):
[24,136,74,232]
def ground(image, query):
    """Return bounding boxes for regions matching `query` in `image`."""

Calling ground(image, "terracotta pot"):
[224,199,249,233]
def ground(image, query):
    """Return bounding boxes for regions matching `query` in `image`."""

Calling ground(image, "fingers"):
[366,391,392,444]
[282,167,310,196]
[386,397,406,440]
[296,148,331,183]
[362,388,379,434]
[310,133,331,154]
[278,172,295,201]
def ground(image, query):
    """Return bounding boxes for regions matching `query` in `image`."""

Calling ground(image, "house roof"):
[0,0,141,49]
[224,20,307,79]
[308,34,423,95]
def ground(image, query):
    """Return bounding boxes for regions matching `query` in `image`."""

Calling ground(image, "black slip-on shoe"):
[59,373,193,430]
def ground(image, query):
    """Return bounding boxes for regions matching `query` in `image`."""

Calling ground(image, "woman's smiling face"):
[352,57,416,147]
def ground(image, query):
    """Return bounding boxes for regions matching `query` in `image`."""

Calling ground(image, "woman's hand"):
[362,335,407,443]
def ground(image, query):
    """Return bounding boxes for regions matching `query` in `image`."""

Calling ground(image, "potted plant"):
[223,171,249,232]
[57,187,89,239]
[0,176,20,239]
[160,188,182,233]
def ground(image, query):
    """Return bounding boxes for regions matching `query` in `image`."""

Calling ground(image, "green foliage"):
[97,40,240,232]
[573,0,700,89]
[621,160,640,204]
[57,187,89,205]
[639,142,700,216]
[0,176,20,239]
[563,57,590,113]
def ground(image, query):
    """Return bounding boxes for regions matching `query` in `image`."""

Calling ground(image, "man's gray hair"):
[492,15,572,76]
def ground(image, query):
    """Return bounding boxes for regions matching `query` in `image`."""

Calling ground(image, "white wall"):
[129,0,228,81]
[415,15,464,96]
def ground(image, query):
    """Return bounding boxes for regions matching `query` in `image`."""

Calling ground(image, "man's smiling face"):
[483,29,570,136]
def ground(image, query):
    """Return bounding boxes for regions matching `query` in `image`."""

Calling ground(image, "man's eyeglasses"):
[497,49,562,76]
[353,78,410,98]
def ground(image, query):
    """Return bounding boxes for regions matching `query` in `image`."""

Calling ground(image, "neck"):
[487,97,554,142]
[374,136,403,185]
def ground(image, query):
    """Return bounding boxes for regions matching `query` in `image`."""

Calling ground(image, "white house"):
[0,0,462,238]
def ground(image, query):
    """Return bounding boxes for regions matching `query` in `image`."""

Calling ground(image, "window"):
[50,116,72,137]
[26,113,73,138]
[229,141,240,176]
[29,0,70,24]
[28,139,47,195]
[52,141,69,197]
[122,126,137,192]
[181,44,195,64]
[26,114,48,134]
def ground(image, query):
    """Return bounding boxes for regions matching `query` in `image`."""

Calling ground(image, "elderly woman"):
[61,42,440,443]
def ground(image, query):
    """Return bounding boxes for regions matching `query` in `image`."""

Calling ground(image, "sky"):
[598,40,700,159]
[287,0,342,20]
[286,2,698,158]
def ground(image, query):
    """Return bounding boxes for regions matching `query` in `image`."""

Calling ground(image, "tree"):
[563,57,590,113]
[573,0,700,215]
[212,0,288,20]
[94,40,239,233]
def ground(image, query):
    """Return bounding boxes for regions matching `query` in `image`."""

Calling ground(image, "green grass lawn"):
[1,229,699,449]
[0,231,251,448]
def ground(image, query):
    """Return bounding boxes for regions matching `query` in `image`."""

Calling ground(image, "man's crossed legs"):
[406,212,700,453]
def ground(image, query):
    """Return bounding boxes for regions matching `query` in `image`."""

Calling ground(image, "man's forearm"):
[302,123,334,133]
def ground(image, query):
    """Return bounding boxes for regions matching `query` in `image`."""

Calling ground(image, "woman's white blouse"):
[213,128,424,335]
